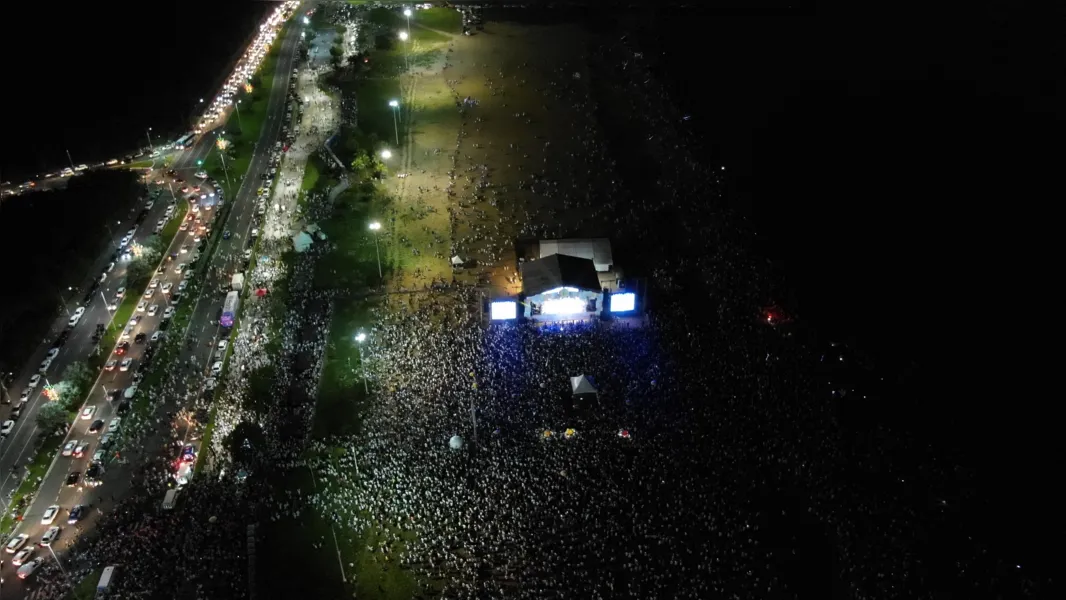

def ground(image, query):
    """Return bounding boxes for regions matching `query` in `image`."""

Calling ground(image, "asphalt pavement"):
[0,13,303,597]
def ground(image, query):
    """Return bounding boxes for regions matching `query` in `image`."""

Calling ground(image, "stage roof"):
[521,254,602,296]
[539,238,613,272]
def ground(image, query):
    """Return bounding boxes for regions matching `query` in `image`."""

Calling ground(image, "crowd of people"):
[14,5,1038,599]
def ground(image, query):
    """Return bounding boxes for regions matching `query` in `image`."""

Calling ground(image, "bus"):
[173,133,196,150]
[221,291,240,328]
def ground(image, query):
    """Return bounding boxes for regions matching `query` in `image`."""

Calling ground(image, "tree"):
[53,381,81,411]
[126,256,155,286]
[224,421,266,467]
[335,24,347,35]
[36,401,69,433]
[351,150,385,181]
[144,234,166,256]
[63,361,93,397]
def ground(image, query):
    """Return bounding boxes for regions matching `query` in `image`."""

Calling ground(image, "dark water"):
[1,2,270,182]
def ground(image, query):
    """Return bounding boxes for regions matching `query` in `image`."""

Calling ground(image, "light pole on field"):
[398,30,409,72]
[404,8,412,39]
[354,332,369,394]
[234,100,243,132]
[368,221,382,279]
[388,99,400,146]
[146,127,155,153]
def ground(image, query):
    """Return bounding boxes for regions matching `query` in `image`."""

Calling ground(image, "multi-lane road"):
[0,7,304,593]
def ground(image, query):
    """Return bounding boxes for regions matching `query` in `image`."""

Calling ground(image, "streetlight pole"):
[146,127,154,153]
[219,151,232,191]
[389,100,400,146]
[234,100,243,132]
[368,221,382,278]
[354,333,368,394]
[57,293,70,317]
[66,149,76,173]
[47,543,80,598]
[398,31,409,72]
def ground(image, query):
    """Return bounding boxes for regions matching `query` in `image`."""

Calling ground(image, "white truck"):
[97,565,117,597]
[231,272,245,292]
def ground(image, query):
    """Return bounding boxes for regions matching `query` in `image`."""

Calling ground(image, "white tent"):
[570,375,597,396]
[292,232,314,253]
[451,255,465,266]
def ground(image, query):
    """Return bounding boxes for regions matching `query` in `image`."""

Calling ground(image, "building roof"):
[521,254,602,296]
[539,239,613,272]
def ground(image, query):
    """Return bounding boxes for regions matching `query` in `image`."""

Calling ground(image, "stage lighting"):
[542,297,586,315]
[610,293,636,312]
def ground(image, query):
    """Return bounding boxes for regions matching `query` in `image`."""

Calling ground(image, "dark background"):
[643,1,1059,578]
[0,2,270,182]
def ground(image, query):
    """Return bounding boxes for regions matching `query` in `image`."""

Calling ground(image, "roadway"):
[0,153,211,498]
[0,10,304,595]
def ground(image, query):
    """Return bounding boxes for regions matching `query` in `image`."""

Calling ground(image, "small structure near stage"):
[570,375,598,396]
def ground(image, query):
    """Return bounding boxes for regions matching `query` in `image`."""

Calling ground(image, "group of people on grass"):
[17,8,1031,600]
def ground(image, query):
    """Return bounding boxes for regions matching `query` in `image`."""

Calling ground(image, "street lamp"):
[354,332,368,394]
[146,127,154,152]
[235,100,243,131]
[398,30,409,71]
[404,8,412,38]
[380,149,392,160]
[388,99,400,146]
[368,221,382,279]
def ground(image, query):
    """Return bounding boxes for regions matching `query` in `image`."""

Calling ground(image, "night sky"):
[0,2,269,181]
[1,0,1058,583]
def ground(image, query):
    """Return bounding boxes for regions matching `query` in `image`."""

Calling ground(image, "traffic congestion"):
[0,2,299,593]
[0,167,222,581]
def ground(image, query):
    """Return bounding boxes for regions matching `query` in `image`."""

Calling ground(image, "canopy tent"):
[292,231,314,253]
[570,375,598,396]
[451,255,465,266]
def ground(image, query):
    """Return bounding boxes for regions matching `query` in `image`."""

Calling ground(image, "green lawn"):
[312,297,376,440]
[302,153,324,191]
[65,567,103,600]
[353,79,404,146]
[412,8,462,34]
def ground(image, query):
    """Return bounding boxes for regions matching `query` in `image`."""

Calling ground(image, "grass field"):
[412,8,462,34]
[65,566,103,600]
[302,152,323,191]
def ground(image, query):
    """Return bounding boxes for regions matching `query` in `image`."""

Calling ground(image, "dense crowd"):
[16,6,1039,600]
